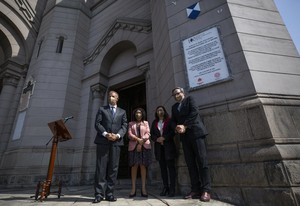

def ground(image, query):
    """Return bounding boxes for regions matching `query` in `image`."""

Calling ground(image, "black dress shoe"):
[141,191,148,198]
[92,196,103,203]
[106,195,117,202]
[160,187,169,196]
[168,188,175,197]
[129,191,136,198]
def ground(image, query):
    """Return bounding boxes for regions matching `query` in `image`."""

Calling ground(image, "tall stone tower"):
[0,0,299,205]
[150,0,300,205]
[0,0,91,185]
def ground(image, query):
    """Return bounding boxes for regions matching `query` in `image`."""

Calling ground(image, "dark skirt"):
[128,147,152,167]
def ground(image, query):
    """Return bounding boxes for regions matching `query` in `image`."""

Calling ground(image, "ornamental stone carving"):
[83,18,152,65]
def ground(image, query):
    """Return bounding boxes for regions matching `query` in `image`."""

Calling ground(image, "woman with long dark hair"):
[151,106,177,197]
[128,108,151,198]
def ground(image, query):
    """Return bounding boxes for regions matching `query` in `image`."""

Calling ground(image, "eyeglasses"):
[172,92,181,96]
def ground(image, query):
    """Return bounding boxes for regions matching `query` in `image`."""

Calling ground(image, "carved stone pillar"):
[80,83,107,184]
[0,73,20,155]
[90,83,107,142]
[90,83,107,136]
[91,83,107,106]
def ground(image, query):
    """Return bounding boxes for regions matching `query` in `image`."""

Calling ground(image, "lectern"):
[33,119,72,201]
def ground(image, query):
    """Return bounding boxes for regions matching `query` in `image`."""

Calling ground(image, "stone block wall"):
[197,97,300,205]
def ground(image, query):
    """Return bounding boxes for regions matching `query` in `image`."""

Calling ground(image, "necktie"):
[177,102,182,111]
[111,107,115,116]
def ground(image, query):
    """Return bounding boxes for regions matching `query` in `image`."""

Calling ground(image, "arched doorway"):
[115,81,146,179]
[99,40,149,179]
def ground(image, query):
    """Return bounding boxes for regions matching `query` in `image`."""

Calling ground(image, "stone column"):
[0,73,20,156]
[80,83,107,184]
[89,83,107,142]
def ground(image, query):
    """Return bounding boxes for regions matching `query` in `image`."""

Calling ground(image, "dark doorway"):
[116,81,146,179]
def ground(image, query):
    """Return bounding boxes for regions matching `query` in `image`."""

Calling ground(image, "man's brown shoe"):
[200,192,211,202]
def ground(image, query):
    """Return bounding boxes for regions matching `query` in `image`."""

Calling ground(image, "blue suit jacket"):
[94,105,128,146]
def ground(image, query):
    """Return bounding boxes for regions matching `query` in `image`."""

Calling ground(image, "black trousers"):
[94,144,121,198]
[181,136,211,193]
[158,147,176,189]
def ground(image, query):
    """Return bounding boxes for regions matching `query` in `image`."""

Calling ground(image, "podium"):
[32,119,72,201]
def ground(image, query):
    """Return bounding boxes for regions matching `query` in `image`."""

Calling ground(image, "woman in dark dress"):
[151,106,177,197]
[128,108,151,198]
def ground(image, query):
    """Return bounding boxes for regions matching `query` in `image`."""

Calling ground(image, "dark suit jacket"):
[171,96,208,139]
[150,117,177,160]
[94,105,128,146]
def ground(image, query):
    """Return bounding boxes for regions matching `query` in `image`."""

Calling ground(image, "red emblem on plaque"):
[214,72,220,78]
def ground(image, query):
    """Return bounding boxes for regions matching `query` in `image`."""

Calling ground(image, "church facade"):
[1,0,300,205]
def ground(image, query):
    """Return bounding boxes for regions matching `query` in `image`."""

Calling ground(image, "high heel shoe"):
[141,191,148,198]
[160,187,169,196]
[129,191,136,198]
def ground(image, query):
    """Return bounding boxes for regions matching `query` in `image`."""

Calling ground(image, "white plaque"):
[182,27,230,89]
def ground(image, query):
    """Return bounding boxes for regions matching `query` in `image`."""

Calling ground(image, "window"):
[36,39,43,57]
[12,111,26,140]
[56,36,64,53]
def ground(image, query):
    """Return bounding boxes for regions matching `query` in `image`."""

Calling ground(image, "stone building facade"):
[0,0,299,205]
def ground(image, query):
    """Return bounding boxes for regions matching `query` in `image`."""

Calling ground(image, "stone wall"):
[175,95,300,205]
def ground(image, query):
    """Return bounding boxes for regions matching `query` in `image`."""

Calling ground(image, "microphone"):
[64,116,74,121]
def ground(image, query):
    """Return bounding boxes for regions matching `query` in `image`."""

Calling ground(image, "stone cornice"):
[138,62,150,74]
[198,93,300,115]
[0,60,27,79]
[83,17,152,66]
[2,73,20,87]
[91,0,117,13]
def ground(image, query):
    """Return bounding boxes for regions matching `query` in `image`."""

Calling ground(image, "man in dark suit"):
[171,87,211,202]
[93,90,128,203]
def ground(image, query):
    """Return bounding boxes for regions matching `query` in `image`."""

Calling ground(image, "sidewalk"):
[0,183,234,206]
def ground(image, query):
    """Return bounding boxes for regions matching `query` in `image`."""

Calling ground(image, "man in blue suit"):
[171,87,211,202]
[93,90,128,203]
